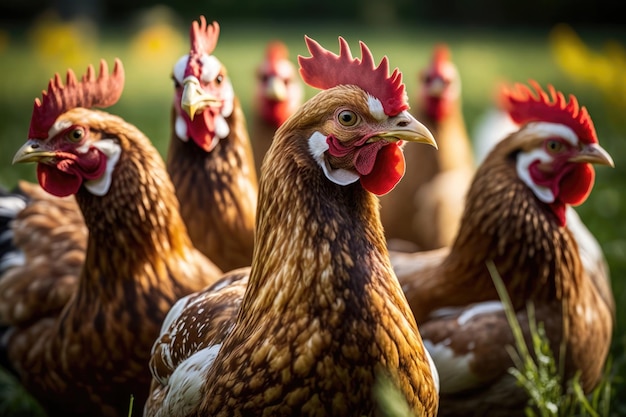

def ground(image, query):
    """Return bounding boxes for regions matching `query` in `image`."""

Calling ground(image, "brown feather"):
[4,107,222,417]
[380,45,474,251]
[168,84,257,274]
[392,127,614,416]
[145,84,439,417]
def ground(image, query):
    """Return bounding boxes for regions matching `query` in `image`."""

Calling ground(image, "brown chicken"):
[144,36,440,417]
[2,59,222,417]
[250,39,304,176]
[380,43,475,252]
[391,81,615,416]
[168,16,258,272]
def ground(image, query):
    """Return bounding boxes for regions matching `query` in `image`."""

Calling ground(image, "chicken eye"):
[68,127,85,142]
[337,110,358,126]
[546,139,564,153]
[216,74,224,85]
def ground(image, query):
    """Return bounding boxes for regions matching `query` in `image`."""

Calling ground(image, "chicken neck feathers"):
[168,83,257,273]
[193,89,438,416]
[4,107,222,417]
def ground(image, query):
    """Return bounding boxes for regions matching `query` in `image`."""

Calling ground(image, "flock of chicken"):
[0,14,615,417]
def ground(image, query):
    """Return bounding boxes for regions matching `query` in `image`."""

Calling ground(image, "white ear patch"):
[308,131,359,186]
[516,148,555,203]
[84,139,121,196]
[175,115,190,141]
[516,122,580,203]
[173,55,189,83]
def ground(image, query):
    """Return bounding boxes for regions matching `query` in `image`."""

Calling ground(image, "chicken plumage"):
[168,17,258,272]
[380,44,475,252]
[391,81,615,416]
[250,40,304,176]
[3,59,222,417]
[144,36,440,417]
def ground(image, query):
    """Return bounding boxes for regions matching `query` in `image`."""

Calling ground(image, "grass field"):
[0,14,624,416]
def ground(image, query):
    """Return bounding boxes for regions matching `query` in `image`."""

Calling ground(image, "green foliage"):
[487,261,614,417]
[0,368,46,417]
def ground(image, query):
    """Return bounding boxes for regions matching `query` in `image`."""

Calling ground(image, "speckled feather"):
[0,181,86,325]
[5,107,223,417]
[145,81,439,416]
[167,95,258,273]
[392,126,614,416]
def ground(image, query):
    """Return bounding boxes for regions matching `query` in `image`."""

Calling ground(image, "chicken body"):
[2,60,222,417]
[380,44,474,252]
[250,40,304,177]
[168,17,258,273]
[145,36,440,417]
[392,82,614,416]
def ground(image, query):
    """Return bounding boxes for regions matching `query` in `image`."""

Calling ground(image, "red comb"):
[298,36,408,116]
[185,16,220,78]
[266,40,289,62]
[28,59,124,139]
[500,80,597,144]
[432,43,450,66]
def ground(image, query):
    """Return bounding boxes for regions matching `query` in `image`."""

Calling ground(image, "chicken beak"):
[378,111,438,149]
[181,77,220,121]
[12,139,55,164]
[569,143,614,167]
[265,76,287,101]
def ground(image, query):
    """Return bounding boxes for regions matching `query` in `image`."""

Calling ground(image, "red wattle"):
[360,143,405,196]
[188,109,219,152]
[559,163,595,206]
[37,164,82,197]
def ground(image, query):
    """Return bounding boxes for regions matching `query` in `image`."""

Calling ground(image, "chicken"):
[168,17,258,272]
[250,39,304,176]
[391,81,615,416]
[144,36,440,417]
[380,43,475,252]
[2,58,223,417]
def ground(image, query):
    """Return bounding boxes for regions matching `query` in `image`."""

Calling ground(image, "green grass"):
[488,261,614,417]
[0,16,624,416]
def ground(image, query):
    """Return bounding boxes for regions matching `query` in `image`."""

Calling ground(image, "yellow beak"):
[181,77,221,121]
[265,76,287,101]
[12,139,55,164]
[377,112,437,149]
[569,143,614,167]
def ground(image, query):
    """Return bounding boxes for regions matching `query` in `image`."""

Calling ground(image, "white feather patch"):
[220,79,234,119]
[200,55,221,83]
[84,139,121,196]
[215,115,229,140]
[424,347,440,394]
[524,122,578,146]
[423,339,480,394]
[161,344,222,415]
[367,95,386,121]
[516,121,580,204]
[457,301,505,326]
[175,115,189,142]
[308,131,359,186]
[516,147,555,203]
[173,55,189,83]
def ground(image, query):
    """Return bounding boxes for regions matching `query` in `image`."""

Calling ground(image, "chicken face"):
[419,44,460,121]
[306,86,437,196]
[255,42,303,127]
[172,52,234,152]
[13,108,121,198]
[514,121,613,225]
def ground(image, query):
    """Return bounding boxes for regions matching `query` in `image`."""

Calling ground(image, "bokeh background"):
[0,0,624,415]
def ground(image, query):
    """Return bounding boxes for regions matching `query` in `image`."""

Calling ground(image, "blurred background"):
[0,0,624,415]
